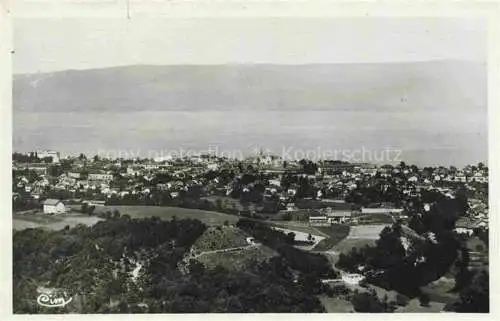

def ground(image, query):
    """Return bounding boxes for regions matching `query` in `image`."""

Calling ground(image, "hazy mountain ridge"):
[13,61,487,113]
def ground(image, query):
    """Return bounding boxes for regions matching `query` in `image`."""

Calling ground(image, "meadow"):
[97,205,240,226]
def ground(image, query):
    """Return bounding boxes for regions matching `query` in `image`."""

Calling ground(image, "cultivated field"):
[313,225,351,251]
[97,205,240,226]
[330,224,389,254]
[347,224,388,239]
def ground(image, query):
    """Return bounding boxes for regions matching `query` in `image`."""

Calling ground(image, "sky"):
[13,17,487,74]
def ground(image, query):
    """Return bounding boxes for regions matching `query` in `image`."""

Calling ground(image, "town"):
[12,150,488,232]
[12,149,489,313]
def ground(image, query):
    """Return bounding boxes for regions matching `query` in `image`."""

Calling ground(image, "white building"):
[269,179,281,187]
[309,216,329,226]
[88,173,114,182]
[68,172,81,179]
[361,207,403,214]
[43,199,66,214]
[341,273,365,285]
[326,210,352,224]
[207,163,219,171]
[37,150,60,163]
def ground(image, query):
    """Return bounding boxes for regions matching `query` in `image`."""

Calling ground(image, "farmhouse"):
[309,216,329,226]
[43,199,66,214]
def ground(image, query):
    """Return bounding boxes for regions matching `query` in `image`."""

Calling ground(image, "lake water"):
[13,110,487,167]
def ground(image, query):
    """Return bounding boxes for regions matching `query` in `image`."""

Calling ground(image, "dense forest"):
[13,216,326,313]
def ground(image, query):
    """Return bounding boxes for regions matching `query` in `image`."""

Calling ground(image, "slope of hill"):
[13,61,486,113]
[191,226,251,253]
[181,225,277,272]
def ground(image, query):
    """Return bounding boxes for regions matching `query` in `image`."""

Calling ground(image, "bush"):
[351,291,393,313]
[331,284,350,297]
[396,293,410,306]
[419,293,430,307]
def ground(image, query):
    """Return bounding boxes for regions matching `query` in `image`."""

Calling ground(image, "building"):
[319,161,356,174]
[37,150,60,163]
[84,200,106,207]
[207,163,219,171]
[361,207,403,215]
[286,202,297,212]
[454,218,476,236]
[88,173,114,182]
[18,163,48,175]
[341,273,365,285]
[325,209,352,224]
[68,172,81,179]
[43,199,66,214]
[470,172,488,183]
[309,216,329,226]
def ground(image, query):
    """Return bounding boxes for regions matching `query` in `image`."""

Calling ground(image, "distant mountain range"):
[13,61,487,113]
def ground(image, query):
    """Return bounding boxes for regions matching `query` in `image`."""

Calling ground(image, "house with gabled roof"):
[43,199,66,214]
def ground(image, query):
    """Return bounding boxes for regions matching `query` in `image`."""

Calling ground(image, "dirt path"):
[190,244,260,259]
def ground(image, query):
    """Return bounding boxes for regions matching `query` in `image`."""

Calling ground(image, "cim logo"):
[36,288,73,308]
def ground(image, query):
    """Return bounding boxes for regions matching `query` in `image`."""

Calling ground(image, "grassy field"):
[420,277,458,305]
[346,224,388,239]
[318,296,354,313]
[313,225,351,251]
[13,213,63,224]
[328,224,388,254]
[97,205,240,226]
[13,213,103,231]
[395,299,446,313]
[355,213,394,225]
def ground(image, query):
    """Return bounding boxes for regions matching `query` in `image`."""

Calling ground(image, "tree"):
[298,273,322,294]
[419,293,430,307]
[351,291,393,312]
[331,284,350,297]
[396,293,410,306]
[88,205,96,216]
[285,232,296,245]
[215,198,223,210]
[112,209,121,219]
[81,203,88,214]
[451,270,489,312]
